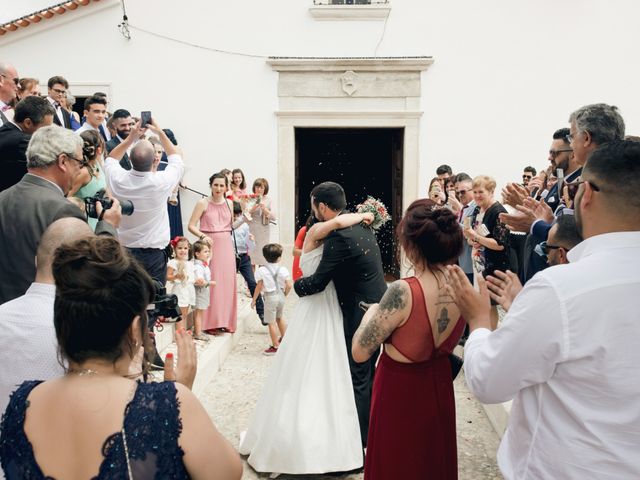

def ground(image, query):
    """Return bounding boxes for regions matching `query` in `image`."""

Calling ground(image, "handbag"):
[226,200,242,272]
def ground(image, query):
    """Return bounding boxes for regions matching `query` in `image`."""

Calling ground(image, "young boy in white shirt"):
[252,243,291,355]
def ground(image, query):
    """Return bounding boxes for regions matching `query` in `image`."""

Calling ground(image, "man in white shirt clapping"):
[447,140,640,479]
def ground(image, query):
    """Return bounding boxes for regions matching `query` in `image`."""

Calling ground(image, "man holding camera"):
[0,125,121,304]
[104,117,183,284]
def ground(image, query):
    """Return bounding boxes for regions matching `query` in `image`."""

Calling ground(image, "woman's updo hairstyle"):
[52,236,154,366]
[80,129,104,162]
[398,199,463,267]
[209,172,227,186]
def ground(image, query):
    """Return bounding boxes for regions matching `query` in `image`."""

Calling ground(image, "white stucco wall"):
[2,0,639,240]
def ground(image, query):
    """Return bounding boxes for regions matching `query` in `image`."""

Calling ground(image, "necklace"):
[67,368,100,376]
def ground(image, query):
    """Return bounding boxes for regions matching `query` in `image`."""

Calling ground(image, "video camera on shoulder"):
[84,189,134,218]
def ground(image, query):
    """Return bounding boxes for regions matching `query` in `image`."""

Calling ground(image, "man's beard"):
[555,156,569,173]
[116,129,129,140]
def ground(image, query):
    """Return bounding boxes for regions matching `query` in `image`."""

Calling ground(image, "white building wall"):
[2,0,640,240]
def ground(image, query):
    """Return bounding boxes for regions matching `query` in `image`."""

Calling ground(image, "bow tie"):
[202,261,209,268]
[53,102,61,109]
[0,105,10,112]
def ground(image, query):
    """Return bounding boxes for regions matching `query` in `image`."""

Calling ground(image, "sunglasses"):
[540,241,566,256]
[565,179,601,202]
[549,148,573,158]
[522,174,533,180]
[0,74,19,86]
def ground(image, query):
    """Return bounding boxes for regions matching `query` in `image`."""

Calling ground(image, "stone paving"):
[199,291,503,480]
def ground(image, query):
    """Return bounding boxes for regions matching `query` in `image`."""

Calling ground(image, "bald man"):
[103,119,183,284]
[0,218,93,413]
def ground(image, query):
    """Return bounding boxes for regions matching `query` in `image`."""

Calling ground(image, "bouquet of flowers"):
[356,196,391,231]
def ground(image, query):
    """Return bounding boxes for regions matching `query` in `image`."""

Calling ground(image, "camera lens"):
[121,200,135,216]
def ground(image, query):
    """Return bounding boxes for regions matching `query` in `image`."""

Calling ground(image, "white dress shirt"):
[46,96,65,126]
[104,153,184,248]
[464,232,640,479]
[0,283,63,415]
[74,121,98,135]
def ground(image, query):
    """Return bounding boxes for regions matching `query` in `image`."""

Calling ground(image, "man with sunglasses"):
[541,214,581,267]
[447,139,640,479]
[0,125,120,304]
[521,166,536,187]
[0,62,19,127]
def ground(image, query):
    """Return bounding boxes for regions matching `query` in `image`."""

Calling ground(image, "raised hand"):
[445,265,492,331]
[485,270,522,312]
[501,182,529,208]
[523,197,554,224]
[362,212,374,225]
[163,328,197,390]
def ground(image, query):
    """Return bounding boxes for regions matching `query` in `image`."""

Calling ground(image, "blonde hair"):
[472,175,496,193]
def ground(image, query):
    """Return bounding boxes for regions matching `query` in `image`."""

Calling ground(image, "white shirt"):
[74,121,99,135]
[255,263,290,293]
[104,153,184,248]
[0,283,63,415]
[46,96,65,126]
[464,232,640,479]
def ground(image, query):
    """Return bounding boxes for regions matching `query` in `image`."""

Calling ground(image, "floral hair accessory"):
[356,196,391,231]
[170,236,183,248]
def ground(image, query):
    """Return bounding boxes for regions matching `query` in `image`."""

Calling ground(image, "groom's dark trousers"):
[294,223,387,447]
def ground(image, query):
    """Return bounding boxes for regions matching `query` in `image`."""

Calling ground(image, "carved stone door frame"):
[267,56,433,268]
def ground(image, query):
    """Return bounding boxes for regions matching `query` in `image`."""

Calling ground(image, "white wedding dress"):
[239,246,363,474]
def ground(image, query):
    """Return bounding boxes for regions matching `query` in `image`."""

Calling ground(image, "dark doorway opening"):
[295,128,404,279]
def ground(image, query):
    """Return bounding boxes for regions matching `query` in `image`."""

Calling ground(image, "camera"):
[84,189,134,218]
[147,283,180,327]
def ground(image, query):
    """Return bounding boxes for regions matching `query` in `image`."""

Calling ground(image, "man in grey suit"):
[0,125,120,304]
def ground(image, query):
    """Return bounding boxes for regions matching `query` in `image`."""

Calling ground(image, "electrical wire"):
[118,0,130,40]
[127,24,269,59]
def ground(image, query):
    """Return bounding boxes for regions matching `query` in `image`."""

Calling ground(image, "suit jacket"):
[294,222,387,339]
[0,174,116,304]
[0,122,30,192]
[52,107,72,130]
[105,137,132,170]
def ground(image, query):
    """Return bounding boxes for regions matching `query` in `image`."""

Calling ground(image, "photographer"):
[0,125,120,304]
[104,117,183,284]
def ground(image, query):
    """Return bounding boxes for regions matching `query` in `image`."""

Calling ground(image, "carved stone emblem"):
[341,70,359,96]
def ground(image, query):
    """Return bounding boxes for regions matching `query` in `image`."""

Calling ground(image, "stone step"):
[150,290,268,396]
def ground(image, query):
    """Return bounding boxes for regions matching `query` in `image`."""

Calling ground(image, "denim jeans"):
[238,253,264,319]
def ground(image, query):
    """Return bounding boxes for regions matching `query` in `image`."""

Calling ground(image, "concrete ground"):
[198,291,503,480]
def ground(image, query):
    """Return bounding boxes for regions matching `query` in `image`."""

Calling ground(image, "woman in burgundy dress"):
[352,198,465,480]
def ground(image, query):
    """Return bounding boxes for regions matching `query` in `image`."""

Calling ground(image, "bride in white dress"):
[239,212,373,475]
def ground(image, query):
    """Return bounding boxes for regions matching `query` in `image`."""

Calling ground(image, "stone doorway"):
[295,127,403,278]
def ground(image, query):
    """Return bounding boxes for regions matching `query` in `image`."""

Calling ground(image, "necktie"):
[98,124,108,142]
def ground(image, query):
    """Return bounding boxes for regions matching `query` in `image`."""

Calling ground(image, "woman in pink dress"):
[188,173,238,333]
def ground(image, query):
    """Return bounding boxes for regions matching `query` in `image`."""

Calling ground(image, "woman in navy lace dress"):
[0,236,241,479]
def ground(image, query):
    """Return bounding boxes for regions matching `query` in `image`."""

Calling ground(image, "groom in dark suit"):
[294,181,387,446]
